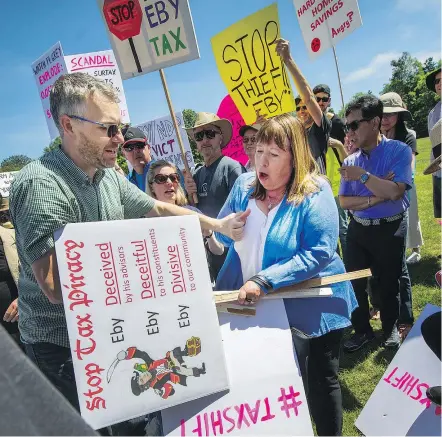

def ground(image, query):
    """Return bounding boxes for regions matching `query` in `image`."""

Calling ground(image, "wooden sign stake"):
[159,68,198,204]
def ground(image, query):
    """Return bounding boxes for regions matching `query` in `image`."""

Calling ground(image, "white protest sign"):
[64,50,130,124]
[31,42,68,139]
[136,111,195,170]
[162,299,314,436]
[97,0,200,80]
[0,172,17,198]
[54,216,228,429]
[356,304,442,436]
[293,0,362,59]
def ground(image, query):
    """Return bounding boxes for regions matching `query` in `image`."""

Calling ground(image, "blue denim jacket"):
[215,173,358,337]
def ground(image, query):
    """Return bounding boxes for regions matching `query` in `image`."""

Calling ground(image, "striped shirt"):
[9,147,155,348]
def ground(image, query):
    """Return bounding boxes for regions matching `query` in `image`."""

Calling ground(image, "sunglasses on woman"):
[344,118,373,132]
[194,129,220,142]
[435,78,441,85]
[243,137,256,144]
[296,105,307,112]
[122,142,146,152]
[316,97,330,103]
[153,173,180,184]
[68,115,123,138]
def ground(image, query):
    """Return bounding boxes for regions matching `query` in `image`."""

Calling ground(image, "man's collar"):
[55,146,105,184]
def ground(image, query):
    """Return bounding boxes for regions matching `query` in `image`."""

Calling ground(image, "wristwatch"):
[360,172,370,184]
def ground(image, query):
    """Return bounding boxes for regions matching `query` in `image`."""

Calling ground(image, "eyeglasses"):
[243,137,256,144]
[344,118,374,132]
[194,129,220,142]
[68,115,123,138]
[382,112,397,118]
[296,106,307,112]
[122,142,146,152]
[316,96,330,103]
[153,173,180,184]
[435,78,441,85]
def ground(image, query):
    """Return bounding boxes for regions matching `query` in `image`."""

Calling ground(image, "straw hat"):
[380,93,412,121]
[185,112,232,148]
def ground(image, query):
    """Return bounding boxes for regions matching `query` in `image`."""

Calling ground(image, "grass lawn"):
[340,137,441,435]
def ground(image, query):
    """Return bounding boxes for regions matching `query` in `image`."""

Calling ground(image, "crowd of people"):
[0,37,440,436]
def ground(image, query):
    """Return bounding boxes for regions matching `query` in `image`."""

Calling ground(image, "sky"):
[0,0,440,162]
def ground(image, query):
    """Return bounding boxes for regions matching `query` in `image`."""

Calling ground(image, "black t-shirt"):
[330,114,346,145]
[193,156,246,218]
[307,113,332,174]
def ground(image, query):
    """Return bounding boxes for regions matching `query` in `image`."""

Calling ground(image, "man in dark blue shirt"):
[122,126,153,192]
[339,95,412,352]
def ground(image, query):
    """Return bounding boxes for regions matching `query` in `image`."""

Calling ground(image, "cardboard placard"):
[0,172,17,197]
[54,216,228,429]
[31,42,68,139]
[97,0,200,80]
[293,0,363,59]
[136,111,195,170]
[211,3,296,124]
[65,50,130,124]
[355,304,442,436]
[162,299,313,436]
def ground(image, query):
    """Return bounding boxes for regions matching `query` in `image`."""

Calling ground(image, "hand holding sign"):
[275,38,291,61]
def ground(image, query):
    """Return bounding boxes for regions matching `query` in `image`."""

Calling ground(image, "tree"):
[44,136,61,154]
[182,109,202,165]
[338,91,373,118]
[0,155,33,172]
[381,53,441,137]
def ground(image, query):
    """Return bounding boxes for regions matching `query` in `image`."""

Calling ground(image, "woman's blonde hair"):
[252,114,321,204]
[146,160,188,206]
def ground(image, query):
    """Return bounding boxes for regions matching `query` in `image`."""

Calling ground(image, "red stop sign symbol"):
[103,0,143,41]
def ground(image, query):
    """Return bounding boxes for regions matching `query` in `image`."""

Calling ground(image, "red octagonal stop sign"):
[103,0,143,41]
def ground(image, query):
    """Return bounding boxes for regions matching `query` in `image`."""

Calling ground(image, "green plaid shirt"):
[10,147,155,348]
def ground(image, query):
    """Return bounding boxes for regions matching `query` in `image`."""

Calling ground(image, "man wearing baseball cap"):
[121,126,153,192]
[238,123,261,171]
[426,67,441,218]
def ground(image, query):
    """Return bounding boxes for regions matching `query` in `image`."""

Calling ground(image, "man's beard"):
[78,133,114,170]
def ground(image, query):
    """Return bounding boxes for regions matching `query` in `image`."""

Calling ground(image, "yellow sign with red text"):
[211,4,296,124]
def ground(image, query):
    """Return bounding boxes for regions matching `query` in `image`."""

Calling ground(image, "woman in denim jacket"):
[215,114,358,436]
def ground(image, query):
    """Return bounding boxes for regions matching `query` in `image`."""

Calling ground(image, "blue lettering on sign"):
[144,0,180,29]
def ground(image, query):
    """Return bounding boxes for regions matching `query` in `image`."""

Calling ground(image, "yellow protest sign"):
[211,3,296,124]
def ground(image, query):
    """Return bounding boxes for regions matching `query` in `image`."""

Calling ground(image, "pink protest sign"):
[217,95,248,166]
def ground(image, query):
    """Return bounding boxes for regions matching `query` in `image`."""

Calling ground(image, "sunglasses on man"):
[344,118,374,132]
[122,142,146,152]
[296,105,307,112]
[152,173,180,184]
[68,115,123,138]
[243,137,256,144]
[194,129,220,142]
[316,96,330,103]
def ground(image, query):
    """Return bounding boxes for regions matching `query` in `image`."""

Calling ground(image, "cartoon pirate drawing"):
[107,337,205,399]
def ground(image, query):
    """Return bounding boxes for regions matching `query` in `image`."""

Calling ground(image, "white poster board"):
[356,304,442,436]
[54,216,228,429]
[293,0,362,59]
[0,172,17,197]
[97,0,200,80]
[162,299,314,436]
[136,111,195,170]
[64,50,130,124]
[31,42,68,139]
